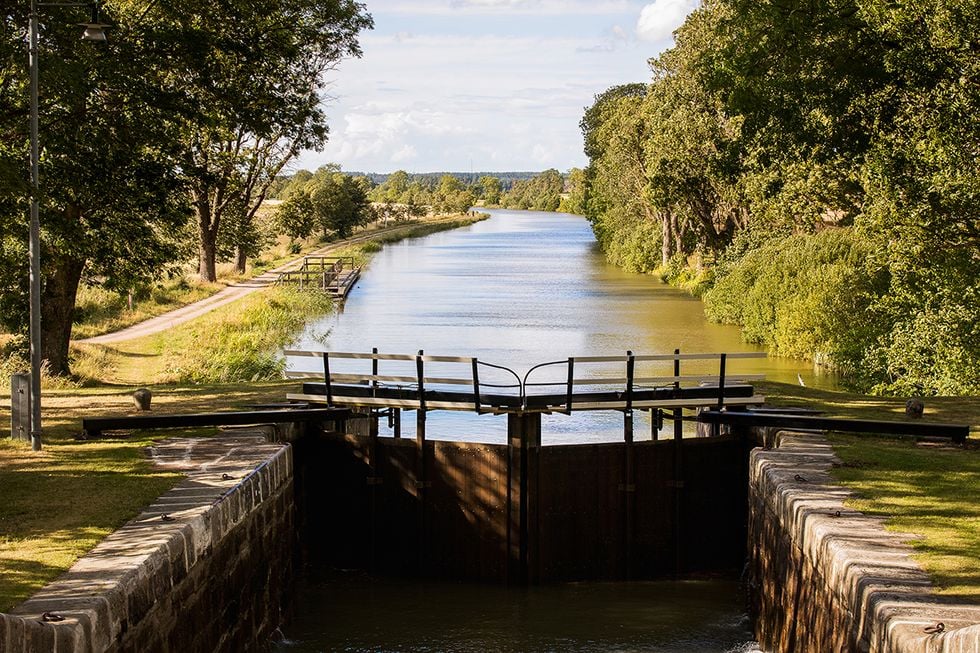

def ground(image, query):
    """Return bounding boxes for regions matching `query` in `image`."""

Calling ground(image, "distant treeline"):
[343,171,542,189]
[580,0,979,395]
[271,168,587,214]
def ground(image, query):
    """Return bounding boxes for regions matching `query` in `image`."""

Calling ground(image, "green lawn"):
[0,380,299,612]
[829,433,980,600]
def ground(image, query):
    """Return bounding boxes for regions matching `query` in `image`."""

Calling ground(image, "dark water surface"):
[275,572,760,653]
[289,209,832,443]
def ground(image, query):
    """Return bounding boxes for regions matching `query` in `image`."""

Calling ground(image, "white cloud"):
[636,0,699,42]
[391,144,418,162]
[300,5,661,172]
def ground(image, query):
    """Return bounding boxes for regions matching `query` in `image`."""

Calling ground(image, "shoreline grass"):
[68,212,486,342]
[829,433,980,600]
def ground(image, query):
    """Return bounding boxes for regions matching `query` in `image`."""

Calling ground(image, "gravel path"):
[76,223,426,345]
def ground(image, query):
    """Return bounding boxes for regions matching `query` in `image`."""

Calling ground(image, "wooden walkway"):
[275,255,360,299]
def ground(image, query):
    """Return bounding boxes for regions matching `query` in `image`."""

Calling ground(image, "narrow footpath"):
[77,220,452,345]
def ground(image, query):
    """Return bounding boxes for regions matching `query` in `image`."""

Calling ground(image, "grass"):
[0,380,299,612]
[828,433,980,600]
[72,280,223,340]
[69,285,333,386]
[758,380,980,601]
[756,380,980,435]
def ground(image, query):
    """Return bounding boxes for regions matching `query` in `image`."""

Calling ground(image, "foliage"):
[558,168,586,215]
[704,229,888,387]
[581,0,980,395]
[501,169,563,211]
[276,165,373,240]
[0,0,371,375]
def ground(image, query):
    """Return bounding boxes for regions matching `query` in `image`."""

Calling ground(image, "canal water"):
[275,571,760,653]
[289,209,832,444]
[280,210,769,651]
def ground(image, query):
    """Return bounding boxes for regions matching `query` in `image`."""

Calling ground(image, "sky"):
[293,0,699,175]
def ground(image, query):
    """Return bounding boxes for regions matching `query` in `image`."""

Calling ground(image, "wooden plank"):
[82,407,351,437]
[697,410,970,443]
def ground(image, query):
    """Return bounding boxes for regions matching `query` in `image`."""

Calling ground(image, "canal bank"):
[3,420,978,652]
[749,430,980,652]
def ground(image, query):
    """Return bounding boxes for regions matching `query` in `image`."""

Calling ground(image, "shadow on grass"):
[830,432,980,602]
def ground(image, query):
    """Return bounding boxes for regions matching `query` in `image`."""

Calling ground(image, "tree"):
[558,168,586,215]
[276,166,372,240]
[478,175,502,205]
[146,0,373,281]
[1,2,190,375]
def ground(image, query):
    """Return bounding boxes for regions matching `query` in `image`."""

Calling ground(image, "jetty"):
[275,255,360,299]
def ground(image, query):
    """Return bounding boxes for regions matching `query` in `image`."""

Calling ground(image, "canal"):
[288,208,831,444]
[277,210,785,651]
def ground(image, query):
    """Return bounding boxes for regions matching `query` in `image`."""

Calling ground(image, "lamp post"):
[27,0,107,451]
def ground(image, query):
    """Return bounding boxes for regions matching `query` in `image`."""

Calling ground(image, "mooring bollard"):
[133,388,152,411]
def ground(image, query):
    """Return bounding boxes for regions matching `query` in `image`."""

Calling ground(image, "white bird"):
[797,373,806,387]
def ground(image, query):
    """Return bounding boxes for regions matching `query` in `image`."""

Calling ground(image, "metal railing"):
[282,348,767,415]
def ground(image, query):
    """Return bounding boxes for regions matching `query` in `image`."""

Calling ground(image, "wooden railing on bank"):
[275,256,360,298]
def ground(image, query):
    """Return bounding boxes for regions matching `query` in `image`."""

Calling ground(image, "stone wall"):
[0,432,294,653]
[749,430,980,653]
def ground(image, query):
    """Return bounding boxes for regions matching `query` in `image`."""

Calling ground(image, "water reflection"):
[290,210,833,443]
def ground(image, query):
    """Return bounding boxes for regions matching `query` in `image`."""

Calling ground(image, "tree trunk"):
[40,250,85,377]
[669,212,682,257]
[195,190,218,282]
[235,246,247,275]
[661,212,671,268]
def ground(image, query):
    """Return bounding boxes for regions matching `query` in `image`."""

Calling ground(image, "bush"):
[703,228,886,389]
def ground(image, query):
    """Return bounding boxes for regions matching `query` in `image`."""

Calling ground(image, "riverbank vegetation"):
[359,168,587,215]
[581,0,979,396]
[0,0,373,377]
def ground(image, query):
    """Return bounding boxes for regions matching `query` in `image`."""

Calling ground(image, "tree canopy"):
[581,0,980,394]
[0,0,371,375]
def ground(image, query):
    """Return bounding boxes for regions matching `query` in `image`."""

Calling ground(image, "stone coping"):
[753,430,980,653]
[0,430,290,652]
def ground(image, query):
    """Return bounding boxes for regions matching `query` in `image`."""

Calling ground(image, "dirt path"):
[76,221,443,345]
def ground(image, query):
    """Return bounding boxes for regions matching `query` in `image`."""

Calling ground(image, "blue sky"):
[294,0,699,174]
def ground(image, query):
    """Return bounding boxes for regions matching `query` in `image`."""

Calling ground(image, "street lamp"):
[27,0,107,451]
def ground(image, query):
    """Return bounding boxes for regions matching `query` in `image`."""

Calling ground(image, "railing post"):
[673,348,683,439]
[623,351,635,580]
[715,353,727,437]
[564,357,574,414]
[471,358,482,413]
[321,352,332,406]
[415,350,427,573]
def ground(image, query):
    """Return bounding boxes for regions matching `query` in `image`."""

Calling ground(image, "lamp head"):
[79,22,109,41]
[79,1,108,41]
